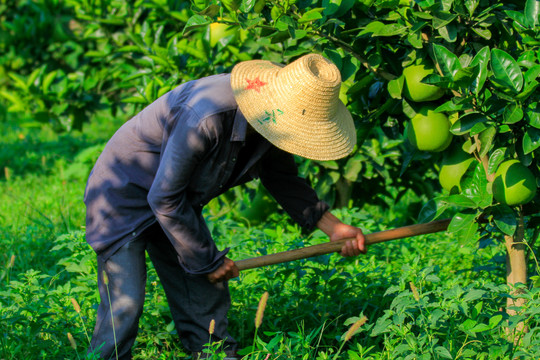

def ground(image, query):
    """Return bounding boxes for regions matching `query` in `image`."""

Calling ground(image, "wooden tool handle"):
[235,218,451,271]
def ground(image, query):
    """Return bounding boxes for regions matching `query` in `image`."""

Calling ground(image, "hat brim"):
[231,58,356,161]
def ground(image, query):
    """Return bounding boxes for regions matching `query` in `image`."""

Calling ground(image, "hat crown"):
[281,53,341,84]
[277,54,341,116]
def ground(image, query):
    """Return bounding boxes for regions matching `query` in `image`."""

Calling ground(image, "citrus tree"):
[182,0,540,332]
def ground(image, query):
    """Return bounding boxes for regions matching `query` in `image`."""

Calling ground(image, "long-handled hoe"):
[236,218,451,271]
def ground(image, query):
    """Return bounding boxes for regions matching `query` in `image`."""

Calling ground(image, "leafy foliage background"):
[1,0,540,358]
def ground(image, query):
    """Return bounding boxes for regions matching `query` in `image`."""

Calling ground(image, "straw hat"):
[230,53,356,161]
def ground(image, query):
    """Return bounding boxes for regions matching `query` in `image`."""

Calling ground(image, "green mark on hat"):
[258,109,284,125]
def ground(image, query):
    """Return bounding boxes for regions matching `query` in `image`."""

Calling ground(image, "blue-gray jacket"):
[84,74,328,274]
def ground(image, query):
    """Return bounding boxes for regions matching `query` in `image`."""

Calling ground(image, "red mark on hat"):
[245,77,267,92]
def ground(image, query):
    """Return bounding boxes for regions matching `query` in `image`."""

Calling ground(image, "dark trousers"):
[89,222,237,359]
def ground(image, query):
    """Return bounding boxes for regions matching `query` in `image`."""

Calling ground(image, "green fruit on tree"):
[407,106,452,152]
[209,22,236,47]
[238,189,277,225]
[493,160,537,206]
[439,148,475,192]
[403,64,444,102]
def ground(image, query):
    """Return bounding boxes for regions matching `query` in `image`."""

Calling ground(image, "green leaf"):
[444,194,478,208]
[462,138,476,153]
[493,205,517,235]
[472,27,491,40]
[516,80,539,101]
[418,197,450,223]
[0,90,25,111]
[358,21,385,36]
[470,46,490,96]
[454,66,479,88]
[432,12,457,29]
[27,67,42,88]
[198,4,221,16]
[461,162,492,208]
[388,75,404,99]
[478,126,497,158]
[343,158,363,182]
[42,71,58,94]
[149,55,170,68]
[122,95,149,104]
[435,346,453,359]
[407,32,423,49]
[402,99,417,119]
[322,0,342,15]
[276,15,295,32]
[526,102,540,129]
[470,121,488,136]
[471,323,491,333]
[240,0,257,12]
[325,0,356,17]
[456,218,479,243]
[523,128,540,154]
[451,112,489,135]
[117,45,143,53]
[377,23,409,37]
[435,99,467,112]
[298,8,324,23]
[417,0,436,8]
[341,55,359,81]
[182,15,211,34]
[98,17,124,25]
[525,0,540,28]
[375,0,400,10]
[505,10,527,27]
[324,49,343,69]
[461,318,477,331]
[463,289,486,302]
[438,24,457,42]
[399,147,416,177]
[371,318,392,336]
[489,314,503,329]
[524,65,540,84]
[487,148,506,175]
[448,211,477,234]
[503,104,524,124]
[433,43,460,78]
[491,49,524,93]
[8,73,28,91]
[465,0,479,16]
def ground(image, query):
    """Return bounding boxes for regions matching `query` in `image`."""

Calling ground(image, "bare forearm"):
[316,211,343,236]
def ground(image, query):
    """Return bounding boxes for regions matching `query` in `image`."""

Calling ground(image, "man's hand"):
[316,211,367,257]
[330,223,366,257]
[207,257,239,283]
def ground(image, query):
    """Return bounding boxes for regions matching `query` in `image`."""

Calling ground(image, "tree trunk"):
[505,212,528,341]
[334,177,353,209]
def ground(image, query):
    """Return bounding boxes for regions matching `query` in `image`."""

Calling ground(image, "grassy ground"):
[1,119,539,359]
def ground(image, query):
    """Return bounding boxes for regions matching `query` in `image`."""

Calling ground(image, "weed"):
[1,121,539,359]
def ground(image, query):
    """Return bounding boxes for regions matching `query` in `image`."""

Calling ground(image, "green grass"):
[1,120,539,359]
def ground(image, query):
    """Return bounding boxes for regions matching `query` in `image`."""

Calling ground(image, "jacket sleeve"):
[259,147,329,230]
[147,112,228,275]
